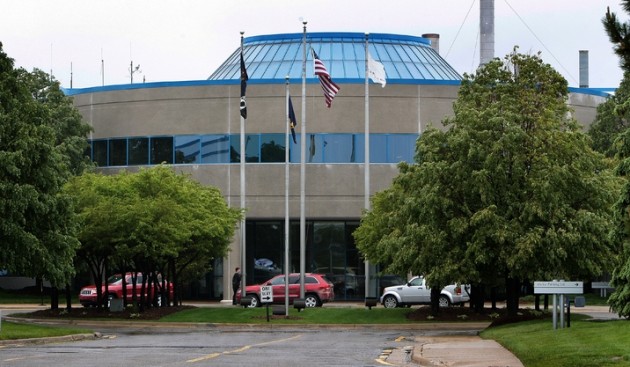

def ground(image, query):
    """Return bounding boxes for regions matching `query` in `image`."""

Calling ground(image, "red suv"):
[79,273,173,307]
[236,273,334,308]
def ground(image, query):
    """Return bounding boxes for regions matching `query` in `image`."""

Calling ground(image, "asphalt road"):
[0,327,427,367]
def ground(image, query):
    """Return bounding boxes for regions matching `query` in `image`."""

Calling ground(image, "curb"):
[0,332,100,347]
[3,315,491,332]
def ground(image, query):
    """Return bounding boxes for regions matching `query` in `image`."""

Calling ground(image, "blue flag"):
[289,96,297,144]
[240,50,248,119]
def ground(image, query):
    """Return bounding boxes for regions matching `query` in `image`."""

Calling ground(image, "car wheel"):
[382,295,399,308]
[247,294,260,308]
[304,294,320,307]
[439,295,451,307]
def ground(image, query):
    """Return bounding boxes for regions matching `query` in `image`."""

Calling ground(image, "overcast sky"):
[1,0,626,89]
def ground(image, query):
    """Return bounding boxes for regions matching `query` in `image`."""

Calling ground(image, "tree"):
[355,50,617,316]
[609,129,630,318]
[589,73,630,157]
[65,165,242,310]
[0,42,91,305]
[603,1,630,71]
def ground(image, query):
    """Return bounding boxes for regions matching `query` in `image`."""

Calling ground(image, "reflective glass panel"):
[370,134,388,163]
[108,139,127,166]
[92,140,107,167]
[150,136,174,164]
[128,138,149,165]
[201,134,230,163]
[388,134,417,163]
[260,134,286,163]
[322,134,356,163]
[174,135,200,164]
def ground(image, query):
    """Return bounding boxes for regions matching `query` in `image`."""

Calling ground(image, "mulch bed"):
[406,305,549,327]
[23,304,548,326]
[25,305,192,320]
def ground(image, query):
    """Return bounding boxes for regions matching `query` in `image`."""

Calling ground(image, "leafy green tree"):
[589,73,630,157]
[65,165,242,310]
[0,43,91,305]
[355,51,618,316]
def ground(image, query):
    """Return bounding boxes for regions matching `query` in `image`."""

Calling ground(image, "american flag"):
[312,49,340,108]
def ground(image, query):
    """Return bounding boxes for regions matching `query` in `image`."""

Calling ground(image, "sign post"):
[534,280,583,329]
[260,285,273,322]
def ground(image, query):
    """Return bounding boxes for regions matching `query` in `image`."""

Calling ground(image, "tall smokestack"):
[579,50,589,88]
[480,0,495,66]
[422,33,440,54]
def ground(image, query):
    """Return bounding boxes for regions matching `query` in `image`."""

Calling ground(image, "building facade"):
[65,32,608,301]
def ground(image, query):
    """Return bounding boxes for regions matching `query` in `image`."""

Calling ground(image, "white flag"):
[367,51,386,87]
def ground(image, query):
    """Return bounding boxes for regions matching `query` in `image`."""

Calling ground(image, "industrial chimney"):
[422,33,440,54]
[579,50,589,88]
[480,0,495,66]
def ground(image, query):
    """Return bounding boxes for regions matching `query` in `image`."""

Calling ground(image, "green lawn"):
[160,306,416,324]
[0,321,91,341]
[481,316,630,367]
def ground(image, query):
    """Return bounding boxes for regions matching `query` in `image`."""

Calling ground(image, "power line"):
[445,0,477,60]
[503,0,578,85]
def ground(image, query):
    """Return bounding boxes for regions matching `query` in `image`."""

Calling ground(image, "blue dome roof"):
[209,32,462,84]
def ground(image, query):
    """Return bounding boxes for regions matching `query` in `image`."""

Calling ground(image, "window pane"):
[150,137,174,164]
[128,138,149,165]
[260,133,286,162]
[202,134,230,163]
[388,134,417,163]
[108,139,127,166]
[307,134,323,163]
[93,140,107,167]
[322,134,356,163]
[370,134,388,163]
[174,135,200,164]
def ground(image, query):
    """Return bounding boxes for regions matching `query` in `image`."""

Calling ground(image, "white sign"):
[260,285,273,303]
[534,281,583,294]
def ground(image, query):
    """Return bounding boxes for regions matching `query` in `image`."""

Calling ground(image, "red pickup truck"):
[79,273,173,307]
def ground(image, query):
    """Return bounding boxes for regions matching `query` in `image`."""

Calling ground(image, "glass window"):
[322,134,356,163]
[388,134,417,163]
[108,139,127,166]
[231,134,260,163]
[92,140,107,167]
[174,135,200,164]
[247,221,284,285]
[370,134,388,163]
[150,136,174,164]
[307,134,323,163]
[201,134,230,164]
[260,134,286,162]
[270,276,285,286]
[128,137,149,165]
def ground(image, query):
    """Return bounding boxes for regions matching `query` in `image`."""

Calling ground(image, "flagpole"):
[364,33,372,298]
[239,32,247,295]
[284,76,290,316]
[299,21,307,298]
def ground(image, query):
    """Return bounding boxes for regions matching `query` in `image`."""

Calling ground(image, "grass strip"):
[0,321,91,341]
[481,318,630,367]
[159,306,417,324]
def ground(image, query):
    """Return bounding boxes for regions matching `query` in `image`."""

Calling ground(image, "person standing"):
[232,267,242,305]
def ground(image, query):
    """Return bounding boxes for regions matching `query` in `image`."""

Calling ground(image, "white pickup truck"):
[380,275,470,308]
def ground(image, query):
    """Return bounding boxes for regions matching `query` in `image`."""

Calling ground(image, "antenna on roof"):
[129,61,142,84]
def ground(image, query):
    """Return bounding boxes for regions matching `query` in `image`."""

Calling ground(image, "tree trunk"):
[430,287,441,315]
[471,284,485,313]
[50,286,59,309]
[65,283,72,310]
[505,277,521,316]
